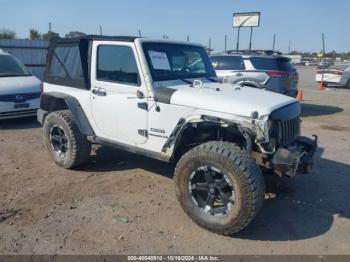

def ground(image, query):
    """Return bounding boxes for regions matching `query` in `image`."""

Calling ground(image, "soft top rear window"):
[250,57,294,71]
[45,40,90,89]
[50,46,83,79]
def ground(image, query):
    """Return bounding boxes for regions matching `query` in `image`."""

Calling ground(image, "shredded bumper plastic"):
[272,135,318,177]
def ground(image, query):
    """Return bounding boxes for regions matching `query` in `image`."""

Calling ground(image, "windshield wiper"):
[180,78,193,85]
[206,77,218,82]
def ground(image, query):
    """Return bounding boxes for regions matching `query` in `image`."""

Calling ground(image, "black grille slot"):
[276,117,300,146]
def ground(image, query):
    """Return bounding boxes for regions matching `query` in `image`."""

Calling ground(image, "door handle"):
[92,88,107,96]
[235,72,243,77]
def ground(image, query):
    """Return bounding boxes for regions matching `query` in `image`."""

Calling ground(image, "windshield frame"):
[142,42,216,82]
[0,54,32,77]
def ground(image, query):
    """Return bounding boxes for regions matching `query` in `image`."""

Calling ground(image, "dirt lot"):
[1,66,349,255]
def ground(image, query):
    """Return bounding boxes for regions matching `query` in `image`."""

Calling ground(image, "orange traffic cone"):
[297,89,303,102]
[319,82,326,90]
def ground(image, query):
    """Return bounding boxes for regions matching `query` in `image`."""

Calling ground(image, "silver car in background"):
[210,51,299,97]
[0,49,41,119]
[316,63,350,87]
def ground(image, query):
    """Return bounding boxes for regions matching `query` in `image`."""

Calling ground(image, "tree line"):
[289,51,350,60]
[0,28,86,40]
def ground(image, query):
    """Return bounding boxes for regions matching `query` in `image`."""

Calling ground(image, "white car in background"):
[0,49,41,119]
[316,64,350,87]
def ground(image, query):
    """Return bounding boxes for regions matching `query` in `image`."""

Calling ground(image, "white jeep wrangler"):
[38,35,317,235]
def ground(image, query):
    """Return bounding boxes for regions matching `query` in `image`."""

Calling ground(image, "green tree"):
[0,28,16,39]
[42,31,60,41]
[29,29,41,40]
[65,31,86,38]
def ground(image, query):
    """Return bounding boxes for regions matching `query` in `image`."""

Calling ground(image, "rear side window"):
[50,46,83,79]
[250,57,294,71]
[97,45,139,85]
[215,56,245,70]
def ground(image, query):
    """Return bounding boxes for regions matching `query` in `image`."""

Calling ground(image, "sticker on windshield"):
[149,51,171,70]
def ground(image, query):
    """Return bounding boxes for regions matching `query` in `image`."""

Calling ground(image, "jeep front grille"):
[275,117,300,146]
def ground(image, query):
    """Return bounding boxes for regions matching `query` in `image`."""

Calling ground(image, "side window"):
[97,45,140,85]
[50,46,83,79]
[217,56,245,70]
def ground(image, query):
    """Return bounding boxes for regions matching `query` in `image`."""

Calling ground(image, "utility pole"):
[236,26,241,52]
[272,34,276,51]
[99,25,103,35]
[224,35,227,52]
[138,29,142,37]
[288,40,292,53]
[208,38,212,54]
[248,27,253,51]
[48,22,52,40]
[321,32,326,85]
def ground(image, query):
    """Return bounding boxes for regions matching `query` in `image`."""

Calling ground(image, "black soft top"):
[44,35,139,89]
[50,35,139,44]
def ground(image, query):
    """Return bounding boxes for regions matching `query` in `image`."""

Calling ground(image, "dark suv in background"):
[210,50,299,97]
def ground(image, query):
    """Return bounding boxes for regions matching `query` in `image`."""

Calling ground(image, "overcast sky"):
[1,0,349,53]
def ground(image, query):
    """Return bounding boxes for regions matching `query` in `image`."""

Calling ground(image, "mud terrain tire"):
[43,110,91,169]
[174,141,265,235]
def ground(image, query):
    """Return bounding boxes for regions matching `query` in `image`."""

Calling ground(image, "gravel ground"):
[0,66,349,255]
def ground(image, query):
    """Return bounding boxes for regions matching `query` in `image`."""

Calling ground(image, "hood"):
[155,80,297,118]
[0,75,41,95]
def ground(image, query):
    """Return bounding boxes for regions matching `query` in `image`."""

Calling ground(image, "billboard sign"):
[233,12,260,28]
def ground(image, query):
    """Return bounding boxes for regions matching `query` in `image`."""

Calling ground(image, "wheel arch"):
[165,116,253,163]
[39,92,95,137]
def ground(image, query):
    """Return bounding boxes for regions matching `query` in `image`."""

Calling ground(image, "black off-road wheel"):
[43,110,91,169]
[174,141,265,235]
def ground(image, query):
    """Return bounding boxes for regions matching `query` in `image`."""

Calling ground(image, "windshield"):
[142,42,216,81]
[0,55,31,77]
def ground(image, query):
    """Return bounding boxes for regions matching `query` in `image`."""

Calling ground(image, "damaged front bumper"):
[272,135,318,177]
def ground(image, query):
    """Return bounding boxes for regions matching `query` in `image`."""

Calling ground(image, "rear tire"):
[174,141,265,235]
[43,110,91,169]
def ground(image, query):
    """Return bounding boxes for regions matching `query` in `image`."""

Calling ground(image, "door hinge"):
[137,102,148,111]
[137,90,145,99]
[138,129,148,137]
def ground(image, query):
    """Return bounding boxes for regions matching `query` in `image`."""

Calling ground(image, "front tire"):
[174,141,265,235]
[43,110,91,169]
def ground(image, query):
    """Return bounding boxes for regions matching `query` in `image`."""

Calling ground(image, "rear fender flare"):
[39,92,95,136]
